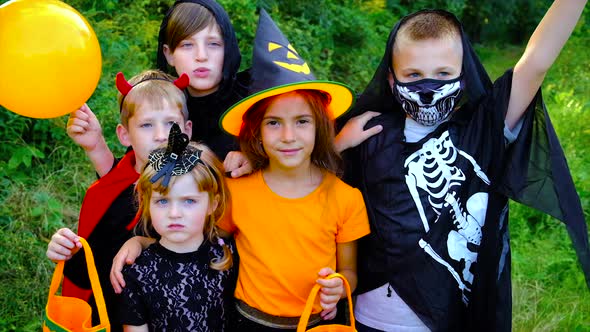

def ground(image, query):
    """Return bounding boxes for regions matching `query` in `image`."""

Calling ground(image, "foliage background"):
[0,0,588,330]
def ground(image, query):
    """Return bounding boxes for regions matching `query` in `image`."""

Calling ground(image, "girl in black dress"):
[119,128,236,332]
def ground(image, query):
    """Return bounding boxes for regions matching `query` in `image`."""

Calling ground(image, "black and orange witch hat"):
[220,9,355,136]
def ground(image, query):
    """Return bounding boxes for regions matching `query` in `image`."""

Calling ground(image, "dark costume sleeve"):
[119,265,148,326]
[222,238,239,325]
[496,72,590,289]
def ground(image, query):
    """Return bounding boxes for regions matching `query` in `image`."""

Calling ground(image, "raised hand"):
[67,104,114,177]
[67,104,104,151]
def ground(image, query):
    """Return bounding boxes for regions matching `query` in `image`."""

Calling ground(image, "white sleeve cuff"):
[504,117,524,145]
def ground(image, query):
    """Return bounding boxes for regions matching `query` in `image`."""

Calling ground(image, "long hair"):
[239,90,341,175]
[136,142,232,271]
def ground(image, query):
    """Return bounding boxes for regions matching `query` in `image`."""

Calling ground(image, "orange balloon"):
[0,0,102,119]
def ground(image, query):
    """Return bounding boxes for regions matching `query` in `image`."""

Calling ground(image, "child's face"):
[260,92,316,173]
[390,35,463,83]
[117,100,192,172]
[163,23,225,97]
[150,173,216,253]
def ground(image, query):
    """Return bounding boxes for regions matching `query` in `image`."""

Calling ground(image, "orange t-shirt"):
[218,171,370,317]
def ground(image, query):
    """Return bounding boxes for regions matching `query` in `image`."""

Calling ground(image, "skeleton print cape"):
[341,9,590,332]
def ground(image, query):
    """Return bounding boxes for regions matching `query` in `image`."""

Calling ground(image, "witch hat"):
[220,8,355,136]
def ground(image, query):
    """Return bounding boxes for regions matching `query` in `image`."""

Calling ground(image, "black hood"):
[156,0,242,100]
[352,9,491,120]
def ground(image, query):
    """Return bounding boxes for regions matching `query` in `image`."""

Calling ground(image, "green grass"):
[0,141,93,331]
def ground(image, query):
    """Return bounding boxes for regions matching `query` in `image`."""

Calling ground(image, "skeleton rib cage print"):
[405,130,491,305]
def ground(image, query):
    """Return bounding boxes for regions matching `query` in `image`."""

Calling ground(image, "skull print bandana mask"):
[392,75,464,126]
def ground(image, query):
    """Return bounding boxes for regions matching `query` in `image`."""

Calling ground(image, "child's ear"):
[183,120,193,140]
[116,124,132,147]
[208,194,220,216]
[163,44,175,67]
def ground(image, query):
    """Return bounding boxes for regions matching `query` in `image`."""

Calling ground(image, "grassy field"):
[0,3,588,332]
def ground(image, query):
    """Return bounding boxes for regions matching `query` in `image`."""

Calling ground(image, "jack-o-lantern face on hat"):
[268,42,311,75]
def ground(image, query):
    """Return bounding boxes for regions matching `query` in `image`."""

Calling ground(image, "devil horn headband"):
[115,72,190,96]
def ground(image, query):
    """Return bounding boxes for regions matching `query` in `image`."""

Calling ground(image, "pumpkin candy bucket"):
[297,273,356,332]
[43,237,110,332]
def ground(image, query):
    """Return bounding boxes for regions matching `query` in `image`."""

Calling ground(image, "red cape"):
[62,150,139,300]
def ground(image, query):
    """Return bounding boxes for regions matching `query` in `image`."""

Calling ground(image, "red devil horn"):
[174,73,190,90]
[116,72,133,96]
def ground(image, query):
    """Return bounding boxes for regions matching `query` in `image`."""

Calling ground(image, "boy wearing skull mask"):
[338,2,590,331]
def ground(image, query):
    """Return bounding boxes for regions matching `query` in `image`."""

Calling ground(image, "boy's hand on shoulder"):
[46,228,82,262]
[110,236,152,293]
[335,111,383,153]
[316,267,344,320]
[223,151,252,178]
[67,104,104,152]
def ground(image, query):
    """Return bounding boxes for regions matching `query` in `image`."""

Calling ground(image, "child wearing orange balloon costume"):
[66,0,252,180]
[46,69,193,332]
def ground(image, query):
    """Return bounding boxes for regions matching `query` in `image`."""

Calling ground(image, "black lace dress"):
[119,240,237,331]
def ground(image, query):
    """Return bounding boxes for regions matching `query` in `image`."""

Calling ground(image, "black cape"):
[342,9,590,332]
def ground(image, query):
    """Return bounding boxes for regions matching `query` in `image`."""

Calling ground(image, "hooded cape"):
[157,0,242,100]
[343,9,589,331]
[156,0,248,159]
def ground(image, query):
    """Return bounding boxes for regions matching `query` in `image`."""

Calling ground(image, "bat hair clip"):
[147,123,204,188]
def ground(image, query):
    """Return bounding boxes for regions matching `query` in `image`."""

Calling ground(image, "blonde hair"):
[135,142,232,271]
[397,11,461,42]
[118,69,189,128]
[394,11,462,58]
